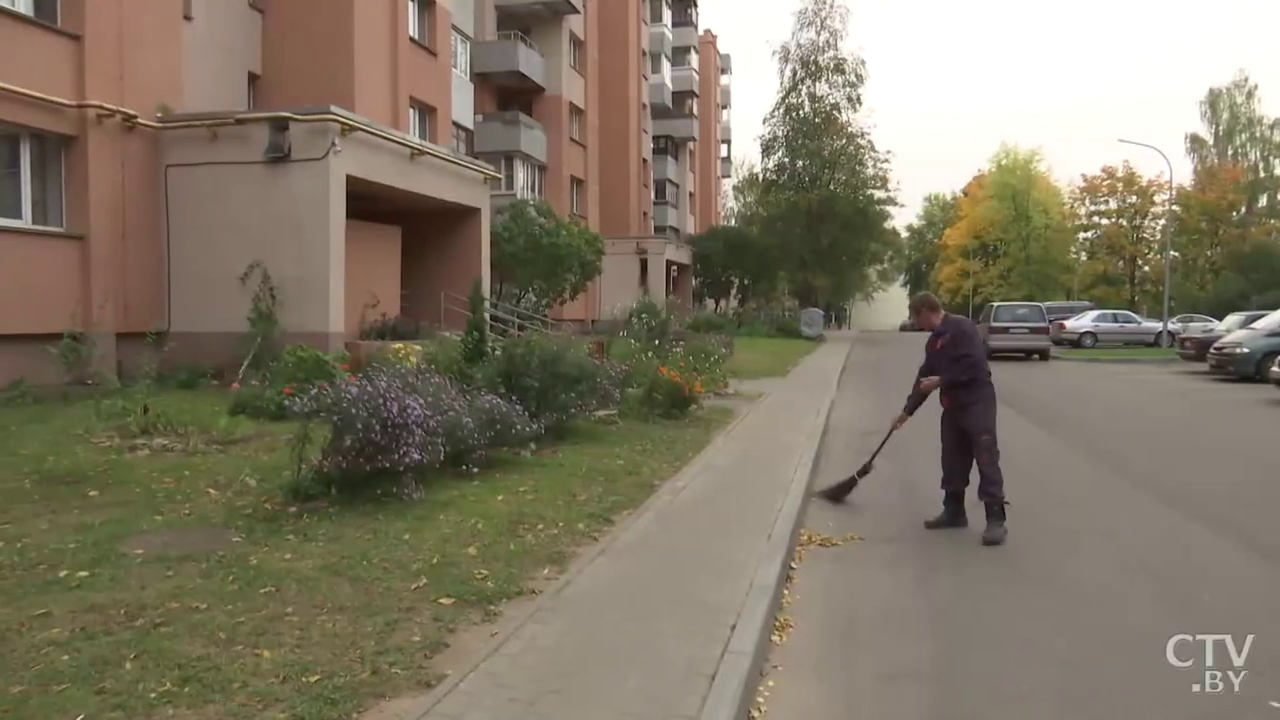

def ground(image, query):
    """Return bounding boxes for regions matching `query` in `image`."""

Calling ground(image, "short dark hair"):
[909,292,943,316]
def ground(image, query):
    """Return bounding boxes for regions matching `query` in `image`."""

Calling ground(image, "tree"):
[755,0,900,308]
[1069,162,1166,310]
[490,200,604,313]
[690,225,739,311]
[724,164,785,305]
[1185,71,1280,219]
[1170,163,1256,300]
[901,192,958,296]
[933,146,1073,315]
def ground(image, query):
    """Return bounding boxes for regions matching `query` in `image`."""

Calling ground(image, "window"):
[641,158,650,188]
[1249,309,1280,332]
[451,123,473,155]
[569,35,584,73]
[409,101,435,142]
[1,0,58,23]
[409,0,434,47]
[653,180,678,207]
[649,52,671,84]
[570,177,585,216]
[569,104,584,143]
[672,91,696,115]
[247,73,260,110]
[1114,312,1142,325]
[0,128,65,230]
[719,140,730,159]
[451,29,471,77]
[648,0,671,25]
[991,304,1048,324]
[643,210,651,233]
[652,136,678,159]
[183,0,193,19]
[672,46,698,69]
[639,257,649,291]
[492,156,546,200]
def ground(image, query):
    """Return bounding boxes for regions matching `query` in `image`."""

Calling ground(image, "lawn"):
[0,388,731,719]
[1054,346,1177,359]
[727,337,820,379]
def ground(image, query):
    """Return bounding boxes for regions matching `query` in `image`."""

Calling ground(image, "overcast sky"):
[701,0,1280,226]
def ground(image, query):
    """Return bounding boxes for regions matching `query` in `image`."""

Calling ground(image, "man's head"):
[909,292,945,331]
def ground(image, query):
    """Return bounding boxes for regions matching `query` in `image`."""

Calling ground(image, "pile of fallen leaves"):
[749,529,861,719]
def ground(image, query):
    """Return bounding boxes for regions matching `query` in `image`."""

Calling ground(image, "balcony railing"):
[496,30,538,52]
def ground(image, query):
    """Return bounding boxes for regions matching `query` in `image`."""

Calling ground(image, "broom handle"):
[866,427,896,464]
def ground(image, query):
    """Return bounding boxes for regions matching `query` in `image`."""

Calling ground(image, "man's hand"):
[892,412,909,431]
[917,375,941,393]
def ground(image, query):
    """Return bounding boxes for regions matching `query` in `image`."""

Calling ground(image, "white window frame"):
[569,34,583,73]
[408,0,430,44]
[409,103,431,142]
[2,0,57,23]
[451,29,471,78]
[570,177,585,216]
[569,105,584,142]
[0,129,66,230]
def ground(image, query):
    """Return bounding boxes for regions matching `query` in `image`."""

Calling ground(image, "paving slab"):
[398,335,851,720]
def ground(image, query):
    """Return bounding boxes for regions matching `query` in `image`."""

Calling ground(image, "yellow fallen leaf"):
[410,578,427,591]
[303,674,322,684]
[466,545,479,556]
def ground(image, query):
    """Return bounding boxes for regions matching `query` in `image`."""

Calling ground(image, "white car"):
[1050,309,1179,348]
[1170,313,1219,336]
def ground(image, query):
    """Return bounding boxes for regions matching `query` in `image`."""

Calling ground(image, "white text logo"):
[1165,633,1254,694]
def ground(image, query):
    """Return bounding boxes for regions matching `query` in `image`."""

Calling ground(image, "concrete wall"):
[344,219,404,334]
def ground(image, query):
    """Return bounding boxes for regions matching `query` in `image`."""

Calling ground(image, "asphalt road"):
[762,332,1280,720]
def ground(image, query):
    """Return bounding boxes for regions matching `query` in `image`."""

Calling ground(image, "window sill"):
[410,37,438,56]
[0,223,83,240]
[0,5,80,39]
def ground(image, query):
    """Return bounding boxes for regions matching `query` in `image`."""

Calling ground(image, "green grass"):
[1054,346,1176,358]
[0,388,730,719]
[726,337,820,379]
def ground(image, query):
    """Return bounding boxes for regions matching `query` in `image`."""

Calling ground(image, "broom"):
[813,426,897,503]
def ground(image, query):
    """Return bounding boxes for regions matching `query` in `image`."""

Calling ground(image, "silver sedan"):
[1050,309,1178,348]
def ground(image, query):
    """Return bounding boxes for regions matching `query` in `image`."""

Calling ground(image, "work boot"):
[981,502,1008,546]
[923,492,967,529]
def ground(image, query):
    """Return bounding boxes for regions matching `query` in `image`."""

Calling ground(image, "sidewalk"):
[396,334,852,720]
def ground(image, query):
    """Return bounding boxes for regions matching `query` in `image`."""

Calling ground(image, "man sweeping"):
[893,292,1008,546]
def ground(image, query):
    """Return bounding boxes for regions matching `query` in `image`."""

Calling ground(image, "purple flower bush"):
[286,361,537,498]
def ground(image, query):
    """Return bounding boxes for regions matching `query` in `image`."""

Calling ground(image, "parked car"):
[1177,310,1272,362]
[1050,309,1178,348]
[1170,313,1219,336]
[1042,300,1096,326]
[1270,354,1280,388]
[1206,309,1280,380]
[977,302,1051,360]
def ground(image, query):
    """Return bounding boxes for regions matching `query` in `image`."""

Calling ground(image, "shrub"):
[360,314,428,341]
[621,338,727,418]
[287,363,537,498]
[686,310,736,335]
[229,344,346,420]
[482,334,617,433]
[459,278,490,367]
[624,297,674,346]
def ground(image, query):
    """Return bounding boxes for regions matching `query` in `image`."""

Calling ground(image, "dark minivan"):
[1043,301,1095,344]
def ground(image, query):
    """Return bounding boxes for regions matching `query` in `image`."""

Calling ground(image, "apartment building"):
[0,0,589,385]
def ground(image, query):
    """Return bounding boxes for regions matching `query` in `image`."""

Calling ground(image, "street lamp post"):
[1118,138,1175,346]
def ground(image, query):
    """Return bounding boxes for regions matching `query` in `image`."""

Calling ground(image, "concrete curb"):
[1052,354,1179,364]
[697,338,854,720]
[400,394,771,720]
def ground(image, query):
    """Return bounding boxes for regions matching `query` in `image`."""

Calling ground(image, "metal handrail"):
[495,30,539,53]
[0,81,500,179]
[440,290,571,333]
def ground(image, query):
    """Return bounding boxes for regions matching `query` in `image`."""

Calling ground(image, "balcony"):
[653,152,678,181]
[672,24,698,48]
[493,0,583,19]
[649,23,673,57]
[719,157,732,179]
[653,115,698,141]
[473,32,546,90]
[649,73,673,109]
[720,83,731,108]
[474,111,548,164]
[672,66,698,95]
[653,201,677,230]
[720,121,731,141]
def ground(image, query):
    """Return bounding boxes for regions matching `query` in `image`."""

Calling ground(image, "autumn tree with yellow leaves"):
[932,146,1074,314]
[1068,162,1166,311]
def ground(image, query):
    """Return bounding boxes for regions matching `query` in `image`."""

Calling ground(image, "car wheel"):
[1154,331,1173,348]
[1255,352,1279,382]
[1038,350,1052,361]
[1077,332,1097,348]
